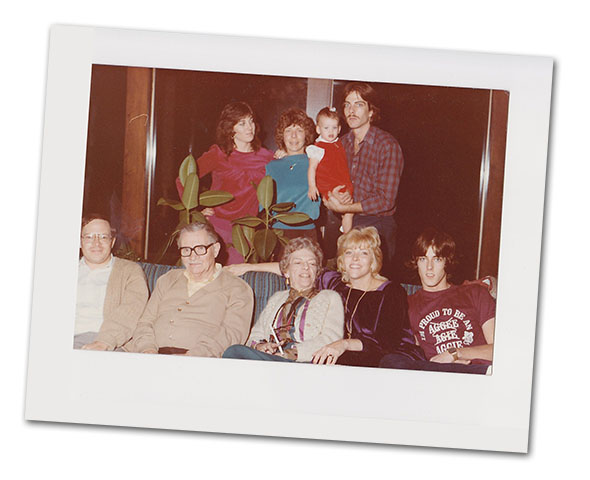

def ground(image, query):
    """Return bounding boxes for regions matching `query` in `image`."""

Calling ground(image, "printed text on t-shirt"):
[417,308,474,354]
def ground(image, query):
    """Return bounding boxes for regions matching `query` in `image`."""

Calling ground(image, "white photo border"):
[25,25,552,453]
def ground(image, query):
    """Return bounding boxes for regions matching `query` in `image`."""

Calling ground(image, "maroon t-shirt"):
[408,284,495,362]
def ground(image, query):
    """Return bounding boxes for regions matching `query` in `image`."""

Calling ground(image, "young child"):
[305,107,355,233]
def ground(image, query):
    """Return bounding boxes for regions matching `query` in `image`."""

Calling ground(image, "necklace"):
[344,287,368,339]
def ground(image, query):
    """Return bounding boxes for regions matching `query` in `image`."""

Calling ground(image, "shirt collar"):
[184,262,222,286]
[316,135,339,143]
[79,254,114,270]
[360,125,376,146]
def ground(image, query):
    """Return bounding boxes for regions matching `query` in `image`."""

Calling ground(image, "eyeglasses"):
[179,243,217,257]
[81,233,112,243]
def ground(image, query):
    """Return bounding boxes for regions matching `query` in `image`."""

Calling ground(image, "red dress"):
[314,139,354,197]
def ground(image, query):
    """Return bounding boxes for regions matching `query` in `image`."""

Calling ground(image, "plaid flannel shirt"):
[341,126,404,216]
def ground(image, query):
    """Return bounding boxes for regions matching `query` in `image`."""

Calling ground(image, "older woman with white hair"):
[226,227,423,367]
[223,237,343,362]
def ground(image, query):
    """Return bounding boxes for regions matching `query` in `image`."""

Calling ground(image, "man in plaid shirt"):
[323,82,404,274]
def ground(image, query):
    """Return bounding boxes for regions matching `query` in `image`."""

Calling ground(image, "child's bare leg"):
[341,213,354,233]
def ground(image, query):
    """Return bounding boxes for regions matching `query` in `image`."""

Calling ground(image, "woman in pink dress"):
[194,102,274,264]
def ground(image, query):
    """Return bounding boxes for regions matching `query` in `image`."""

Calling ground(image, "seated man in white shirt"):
[74,214,149,351]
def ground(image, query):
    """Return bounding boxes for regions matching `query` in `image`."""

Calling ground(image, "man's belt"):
[158,346,188,355]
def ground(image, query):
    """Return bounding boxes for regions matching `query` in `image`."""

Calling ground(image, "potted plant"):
[231,175,311,262]
[155,153,233,263]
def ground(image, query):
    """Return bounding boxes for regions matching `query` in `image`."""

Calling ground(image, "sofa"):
[138,262,422,325]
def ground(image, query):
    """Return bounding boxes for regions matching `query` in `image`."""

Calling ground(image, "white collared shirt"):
[305,136,340,162]
[74,255,114,335]
[316,135,339,144]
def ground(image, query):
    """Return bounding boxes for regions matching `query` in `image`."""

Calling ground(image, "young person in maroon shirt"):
[380,228,496,374]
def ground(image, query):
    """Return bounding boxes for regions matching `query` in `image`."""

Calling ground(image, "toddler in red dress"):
[305,107,354,233]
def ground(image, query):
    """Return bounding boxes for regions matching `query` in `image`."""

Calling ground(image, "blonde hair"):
[336,227,385,283]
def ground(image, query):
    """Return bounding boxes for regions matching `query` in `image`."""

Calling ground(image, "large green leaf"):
[181,173,199,210]
[270,202,295,213]
[242,225,255,245]
[274,228,286,241]
[253,228,278,262]
[232,216,264,228]
[256,175,274,211]
[272,212,311,225]
[179,209,190,227]
[191,210,206,224]
[277,236,289,245]
[199,190,234,207]
[157,197,185,211]
[178,153,197,187]
[249,250,259,263]
[232,225,251,258]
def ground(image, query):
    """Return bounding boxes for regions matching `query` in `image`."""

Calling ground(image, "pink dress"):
[179,144,273,264]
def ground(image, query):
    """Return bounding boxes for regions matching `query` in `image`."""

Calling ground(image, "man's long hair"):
[408,227,457,276]
[343,82,381,124]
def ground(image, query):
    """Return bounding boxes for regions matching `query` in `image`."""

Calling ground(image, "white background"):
[2,0,586,477]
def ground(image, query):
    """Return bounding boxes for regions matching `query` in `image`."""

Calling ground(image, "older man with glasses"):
[74,214,149,350]
[128,222,254,357]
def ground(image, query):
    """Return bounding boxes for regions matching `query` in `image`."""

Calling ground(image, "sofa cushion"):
[240,271,287,323]
[138,262,420,324]
[139,262,287,324]
[139,262,181,294]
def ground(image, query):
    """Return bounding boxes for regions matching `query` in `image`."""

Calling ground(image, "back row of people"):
[176,81,403,273]
[75,216,494,374]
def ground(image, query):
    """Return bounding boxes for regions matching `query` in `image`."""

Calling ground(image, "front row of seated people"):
[74,216,495,373]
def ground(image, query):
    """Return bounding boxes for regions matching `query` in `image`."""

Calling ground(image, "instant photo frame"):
[25,25,552,453]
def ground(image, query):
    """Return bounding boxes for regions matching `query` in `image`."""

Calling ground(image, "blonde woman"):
[225,227,423,367]
[223,237,343,362]
[311,227,422,367]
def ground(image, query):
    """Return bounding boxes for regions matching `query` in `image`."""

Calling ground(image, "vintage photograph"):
[77,65,507,374]
[25,26,551,452]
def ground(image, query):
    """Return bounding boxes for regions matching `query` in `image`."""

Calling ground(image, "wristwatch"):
[448,347,459,361]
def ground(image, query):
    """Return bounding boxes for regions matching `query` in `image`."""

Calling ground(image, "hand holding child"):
[274,149,287,159]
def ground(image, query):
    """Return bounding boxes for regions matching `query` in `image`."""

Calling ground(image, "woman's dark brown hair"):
[216,101,262,155]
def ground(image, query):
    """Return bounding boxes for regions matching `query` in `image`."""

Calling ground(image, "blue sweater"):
[265,154,320,230]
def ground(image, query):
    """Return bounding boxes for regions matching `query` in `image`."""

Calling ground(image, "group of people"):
[74,80,495,374]
[176,81,403,273]
[75,213,495,374]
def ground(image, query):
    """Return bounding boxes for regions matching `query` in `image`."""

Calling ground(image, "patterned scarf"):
[272,286,319,344]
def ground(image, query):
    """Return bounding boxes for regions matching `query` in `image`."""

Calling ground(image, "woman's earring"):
[285,276,290,287]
